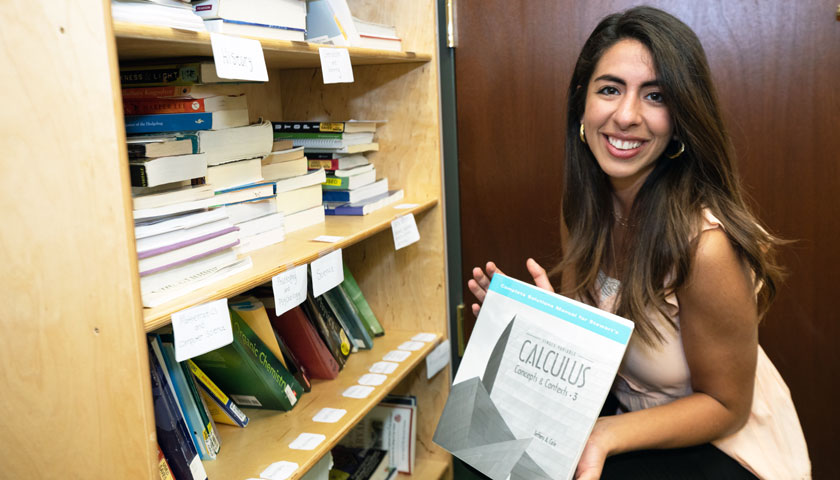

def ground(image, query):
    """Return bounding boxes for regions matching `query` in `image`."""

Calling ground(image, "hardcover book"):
[340,263,384,337]
[433,273,634,480]
[323,285,374,350]
[187,360,250,427]
[191,309,304,411]
[270,305,340,379]
[301,286,351,368]
[125,110,249,134]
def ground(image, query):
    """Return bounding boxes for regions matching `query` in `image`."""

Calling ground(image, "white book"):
[436,274,634,480]
[273,168,326,193]
[203,19,305,42]
[276,183,323,215]
[198,120,273,166]
[193,0,307,30]
[141,252,253,308]
[136,219,234,256]
[238,227,285,253]
[134,208,229,239]
[323,168,376,190]
[138,230,240,276]
[333,162,374,177]
[132,184,214,211]
[129,152,207,188]
[133,197,216,221]
[285,205,325,233]
[261,156,308,181]
[225,198,277,224]
[206,157,264,191]
[236,212,284,239]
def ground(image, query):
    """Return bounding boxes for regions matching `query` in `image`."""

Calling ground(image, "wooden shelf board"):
[202,330,442,480]
[143,198,437,331]
[114,22,430,69]
[397,457,450,479]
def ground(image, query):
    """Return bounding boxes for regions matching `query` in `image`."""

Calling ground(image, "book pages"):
[436,274,634,480]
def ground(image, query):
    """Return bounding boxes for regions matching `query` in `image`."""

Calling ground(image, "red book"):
[123,94,247,115]
[271,306,340,379]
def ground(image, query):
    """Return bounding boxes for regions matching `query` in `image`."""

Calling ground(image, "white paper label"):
[313,408,347,423]
[288,433,326,451]
[383,350,411,362]
[188,456,207,480]
[398,341,425,351]
[358,373,387,386]
[271,264,308,316]
[260,461,299,480]
[319,47,354,84]
[370,361,399,374]
[426,339,451,379]
[312,235,344,243]
[311,249,344,297]
[412,332,437,342]
[391,213,420,250]
[172,298,233,362]
[342,385,375,399]
[209,33,269,82]
[393,203,420,209]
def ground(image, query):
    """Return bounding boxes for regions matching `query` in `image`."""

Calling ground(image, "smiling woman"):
[468,5,810,480]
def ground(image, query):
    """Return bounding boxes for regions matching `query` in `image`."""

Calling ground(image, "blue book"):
[321,178,388,203]
[125,110,248,134]
[324,189,404,216]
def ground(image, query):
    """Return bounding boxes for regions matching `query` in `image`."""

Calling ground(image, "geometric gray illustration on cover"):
[481,315,516,394]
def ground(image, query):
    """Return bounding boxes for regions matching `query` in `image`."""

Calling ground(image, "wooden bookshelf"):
[114,22,430,68]
[3,0,451,478]
[143,199,437,331]
[204,331,442,479]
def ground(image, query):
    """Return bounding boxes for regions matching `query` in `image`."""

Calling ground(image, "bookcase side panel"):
[0,1,155,478]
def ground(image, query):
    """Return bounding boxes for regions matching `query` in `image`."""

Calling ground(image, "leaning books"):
[433,273,634,480]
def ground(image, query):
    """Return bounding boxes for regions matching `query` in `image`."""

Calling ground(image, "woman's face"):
[582,39,674,192]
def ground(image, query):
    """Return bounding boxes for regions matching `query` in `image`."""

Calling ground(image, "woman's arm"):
[577,228,758,478]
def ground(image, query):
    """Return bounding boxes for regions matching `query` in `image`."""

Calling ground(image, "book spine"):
[229,310,304,410]
[122,86,196,99]
[342,263,384,336]
[301,294,348,368]
[322,176,350,189]
[129,163,150,187]
[272,121,345,133]
[125,112,214,134]
[187,360,250,427]
[124,98,208,115]
[305,152,338,160]
[321,190,352,202]
[120,63,204,87]
[274,132,344,139]
[308,159,339,170]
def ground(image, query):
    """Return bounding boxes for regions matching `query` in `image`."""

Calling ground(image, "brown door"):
[455,1,839,476]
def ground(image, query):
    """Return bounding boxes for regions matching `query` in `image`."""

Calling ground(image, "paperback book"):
[433,274,634,480]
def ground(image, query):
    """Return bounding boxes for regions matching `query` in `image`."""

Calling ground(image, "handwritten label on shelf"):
[311,249,344,297]
[209,33,268,82]
[289,433,326,451]
[426,339,451,379]
[271,264,308,316]
[313,408,347,423]
[383,350,411,362]
[412,332,438,342]
[318,47,354,84]
[342,385,375,399]
[391,213,420,250]
[260,461,299,480]
[370,361,399,374]
[398,341,425,351]
[358,373,388,386]
[312,235,344,243]
[172,298,233,362]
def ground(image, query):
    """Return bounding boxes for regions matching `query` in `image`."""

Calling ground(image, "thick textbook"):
[187,359,250,427]
[340,263,384,337]
[324,285,373,350]
[434,274,634,480]
[301,286,351,368]
[128,152,207,188]
[324,189,404,216]
[192,309,304,411]
[322,178,388,203]
[273,120,377,134]
[120,60,233,87]
[123,94,248,115]
[271,305,340,379]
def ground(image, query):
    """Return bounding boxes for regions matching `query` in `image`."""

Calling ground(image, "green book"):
[341,263,384,337]
[191,309,304,411]
[273,131,344,140]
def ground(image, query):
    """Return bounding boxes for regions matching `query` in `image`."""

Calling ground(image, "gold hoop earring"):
[667,140,685,159]
[580,124,586,144]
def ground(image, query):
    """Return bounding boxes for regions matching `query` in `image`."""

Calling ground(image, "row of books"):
[153,261,395,479]
[111,0,402,51]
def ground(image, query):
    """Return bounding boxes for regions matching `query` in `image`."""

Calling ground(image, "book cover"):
[301,286,351,368]
[324,285,373,350]
[192,309,304,411]
[433,273,634,480]
[157,444,175,480]
[148,337,208,480]
[187,360,250,427]
[120,61,227,87]
[305,0,360,46]
[342,401,416,474]
[340,263,384,337]
[125,110,249,134]
[229,296,288,369]
[330,445,393,480]
[270,305,340,380]
[157,335,221,460]
[271,323,313,391]
[322,168,376,190]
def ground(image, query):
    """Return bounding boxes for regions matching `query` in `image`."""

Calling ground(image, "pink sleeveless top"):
[596,211,811,479]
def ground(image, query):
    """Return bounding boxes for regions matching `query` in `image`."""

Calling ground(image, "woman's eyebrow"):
[593,74,660,88]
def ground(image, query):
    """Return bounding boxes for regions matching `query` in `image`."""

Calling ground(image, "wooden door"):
[454,1,839,476]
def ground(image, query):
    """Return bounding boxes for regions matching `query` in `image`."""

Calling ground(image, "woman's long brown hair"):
[554,6,786,344]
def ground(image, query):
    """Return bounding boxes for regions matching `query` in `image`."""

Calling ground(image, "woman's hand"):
[575,417,614,480]
[467,258,554,316]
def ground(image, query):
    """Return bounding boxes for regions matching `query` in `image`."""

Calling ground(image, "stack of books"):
[304,0,402,51]
[273,121,404,216]
[111,0,206,32]
[121,59,285,307]
[193,0,307,41]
